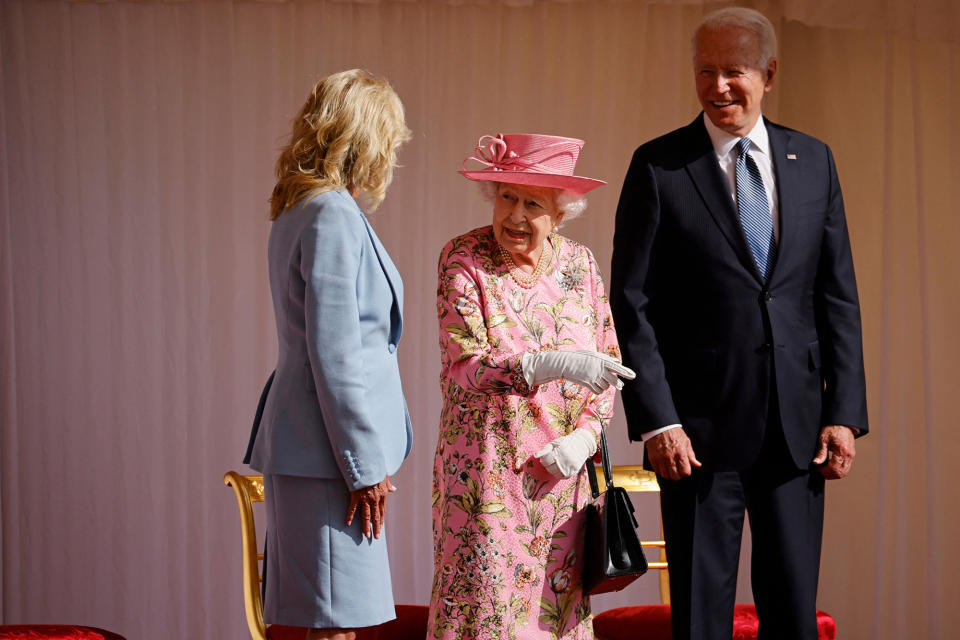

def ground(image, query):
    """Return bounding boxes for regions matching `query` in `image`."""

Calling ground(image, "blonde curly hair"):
[269,69,412,220]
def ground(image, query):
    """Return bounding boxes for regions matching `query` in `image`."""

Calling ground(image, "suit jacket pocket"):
[808,340,821,371]
[304,363,316,392]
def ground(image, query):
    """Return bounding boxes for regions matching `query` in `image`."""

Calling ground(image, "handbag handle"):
[586,424,615,500]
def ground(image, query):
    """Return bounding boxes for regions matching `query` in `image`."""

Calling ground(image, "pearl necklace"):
[498,240,552,289]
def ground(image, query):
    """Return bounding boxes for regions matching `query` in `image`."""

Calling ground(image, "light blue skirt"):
[262,473,396,629]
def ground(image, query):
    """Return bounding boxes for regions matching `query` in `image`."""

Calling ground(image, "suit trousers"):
[658,397,825,640]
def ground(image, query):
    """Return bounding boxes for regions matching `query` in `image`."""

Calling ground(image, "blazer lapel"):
[683,117,761,282]
[766,122,797,286]
[359,212,404,339]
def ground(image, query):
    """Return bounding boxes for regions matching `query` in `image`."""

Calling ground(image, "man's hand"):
[645,428,702,481]
[812,425,856,479]
[345,475,397,539]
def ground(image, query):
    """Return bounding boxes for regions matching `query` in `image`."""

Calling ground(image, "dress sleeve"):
[575,248,618,442]
[437,236,531,396]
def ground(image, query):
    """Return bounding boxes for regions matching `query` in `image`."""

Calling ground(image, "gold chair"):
[224,471,429,640]
[591,465,837,640]
[224,471,271,640]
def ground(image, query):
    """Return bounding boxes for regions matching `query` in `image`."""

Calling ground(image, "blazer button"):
[755,343,771,354]
[388,343,397,354]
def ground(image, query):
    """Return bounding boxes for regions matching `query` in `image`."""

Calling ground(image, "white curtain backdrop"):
[1,1,958,638]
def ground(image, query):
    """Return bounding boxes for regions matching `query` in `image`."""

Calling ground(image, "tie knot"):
[736,137,752,157]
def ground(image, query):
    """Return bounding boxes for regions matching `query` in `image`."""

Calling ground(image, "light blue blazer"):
[248,190,412,491]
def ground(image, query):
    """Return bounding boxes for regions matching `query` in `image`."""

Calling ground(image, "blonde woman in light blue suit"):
[247,69,413,640]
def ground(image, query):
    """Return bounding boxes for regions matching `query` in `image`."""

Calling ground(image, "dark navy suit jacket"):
[610,115,868,471]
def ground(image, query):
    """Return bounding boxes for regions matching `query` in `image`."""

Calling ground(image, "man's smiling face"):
[694,26,777,137]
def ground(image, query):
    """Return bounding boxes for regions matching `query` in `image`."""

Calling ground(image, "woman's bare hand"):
[345,475,397,539]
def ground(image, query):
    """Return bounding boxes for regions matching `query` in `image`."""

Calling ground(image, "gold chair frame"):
[224,471,269,640]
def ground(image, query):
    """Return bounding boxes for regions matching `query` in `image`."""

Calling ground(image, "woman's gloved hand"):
[535,429,599,478]
[522,350,636,393]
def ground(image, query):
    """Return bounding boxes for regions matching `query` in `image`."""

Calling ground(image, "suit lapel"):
[766,122,797,286]
[683,117,761,282]
[358,211,404,338]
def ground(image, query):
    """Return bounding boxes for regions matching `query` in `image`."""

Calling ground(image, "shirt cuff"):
[640,423,682,441]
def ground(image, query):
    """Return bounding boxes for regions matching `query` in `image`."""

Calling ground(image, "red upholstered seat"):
[265,605,429,640]
[592,603,837,640]
[371,605,430,640]
[592,604,673,639]
[730,606,836,640]
[264,626,305,640]
[0,626,126,640]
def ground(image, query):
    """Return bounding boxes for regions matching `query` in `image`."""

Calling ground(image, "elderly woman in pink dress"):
[428,134,635,640]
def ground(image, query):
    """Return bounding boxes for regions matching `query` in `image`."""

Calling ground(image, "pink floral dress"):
[428,226,622,640]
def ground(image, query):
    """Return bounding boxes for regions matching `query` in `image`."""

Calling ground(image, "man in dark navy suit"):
[610,7,868,640]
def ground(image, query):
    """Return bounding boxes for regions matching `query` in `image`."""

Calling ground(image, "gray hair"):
[692,7,778,68]
[477,181,588,226]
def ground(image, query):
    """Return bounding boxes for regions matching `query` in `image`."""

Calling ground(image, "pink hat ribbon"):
[461,134,580,175]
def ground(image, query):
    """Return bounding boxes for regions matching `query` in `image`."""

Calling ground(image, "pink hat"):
[459,133,606,194]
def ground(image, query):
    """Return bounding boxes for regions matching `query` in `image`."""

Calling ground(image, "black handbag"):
[582,427,648,595]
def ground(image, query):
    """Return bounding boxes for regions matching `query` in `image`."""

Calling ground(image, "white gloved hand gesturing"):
[535,429,599,478]
[521,350,636,394]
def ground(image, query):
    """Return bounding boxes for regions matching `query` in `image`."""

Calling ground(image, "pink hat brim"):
[458,170,606,195]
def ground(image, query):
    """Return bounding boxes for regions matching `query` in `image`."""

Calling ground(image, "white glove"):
[521,350,636,394]
[535,429,599,478]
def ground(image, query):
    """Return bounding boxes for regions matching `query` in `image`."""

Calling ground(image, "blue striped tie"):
[735,138,776,281]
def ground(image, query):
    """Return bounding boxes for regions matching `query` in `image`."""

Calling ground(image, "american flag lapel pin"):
[786,153,797,160]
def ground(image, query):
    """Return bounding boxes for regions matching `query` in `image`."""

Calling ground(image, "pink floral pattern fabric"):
[428,226,622,640]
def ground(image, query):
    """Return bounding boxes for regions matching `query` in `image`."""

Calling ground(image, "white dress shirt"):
[703,112,780,242]
[640,113,780,442]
